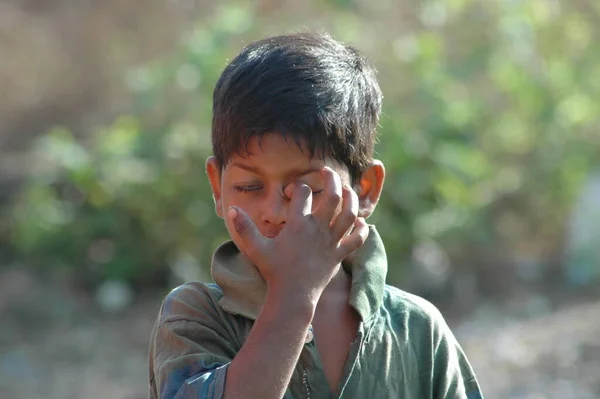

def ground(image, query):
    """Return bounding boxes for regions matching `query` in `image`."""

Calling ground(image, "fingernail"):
[228,207,238,220]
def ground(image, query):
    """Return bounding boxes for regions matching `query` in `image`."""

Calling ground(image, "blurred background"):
[0,0,599,398]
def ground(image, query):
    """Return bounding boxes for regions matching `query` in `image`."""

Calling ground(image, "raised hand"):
[228,167,369,305]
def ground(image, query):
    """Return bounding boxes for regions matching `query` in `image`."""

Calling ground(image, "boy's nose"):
[260,188,288,229]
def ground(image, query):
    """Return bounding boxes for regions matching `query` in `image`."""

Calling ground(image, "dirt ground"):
[1,268,599,399]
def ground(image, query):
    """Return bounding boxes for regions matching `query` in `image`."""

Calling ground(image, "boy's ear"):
[356,160,385,219]
[205,156,224,218]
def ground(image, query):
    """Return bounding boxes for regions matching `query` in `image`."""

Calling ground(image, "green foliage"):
[372,0,599,284]
[10,1,600,289]
[10,5,254,287]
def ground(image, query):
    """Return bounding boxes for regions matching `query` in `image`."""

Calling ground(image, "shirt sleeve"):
[148,284,246,399]
[431,314,484,399]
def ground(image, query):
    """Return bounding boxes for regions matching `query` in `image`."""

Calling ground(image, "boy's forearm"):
[223,291,315,399]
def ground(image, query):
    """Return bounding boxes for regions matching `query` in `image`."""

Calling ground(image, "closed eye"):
[234,185,323,196]
[233,185,264,193]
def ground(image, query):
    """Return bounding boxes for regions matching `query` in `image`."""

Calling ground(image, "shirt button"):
[305,324,314,344]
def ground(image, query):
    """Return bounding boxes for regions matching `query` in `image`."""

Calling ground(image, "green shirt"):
[148,226,483,398]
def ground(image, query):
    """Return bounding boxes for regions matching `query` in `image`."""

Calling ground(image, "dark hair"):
[211,32,382,183]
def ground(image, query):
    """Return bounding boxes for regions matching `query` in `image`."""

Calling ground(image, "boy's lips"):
[261,226,283,239]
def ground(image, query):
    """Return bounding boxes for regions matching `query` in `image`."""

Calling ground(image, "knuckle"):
[359,227,370,243]
[322,167,335,177]
[359,230,368,244]
[339,207,357,223]
[354,235,366,249]
[348,200,359,216]
[344,185,357,200]
[328,191,342,205]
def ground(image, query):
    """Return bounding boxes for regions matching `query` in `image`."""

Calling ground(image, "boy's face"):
[206,133,384,255]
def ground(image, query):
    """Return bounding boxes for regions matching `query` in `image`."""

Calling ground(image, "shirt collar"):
[211,225,387,322]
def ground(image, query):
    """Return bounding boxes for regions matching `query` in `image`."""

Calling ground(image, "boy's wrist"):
[264,285,318,323]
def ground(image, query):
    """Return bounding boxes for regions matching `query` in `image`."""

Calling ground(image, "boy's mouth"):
[261,227,283,239]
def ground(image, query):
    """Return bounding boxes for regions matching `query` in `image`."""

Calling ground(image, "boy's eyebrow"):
[230,162,322,177]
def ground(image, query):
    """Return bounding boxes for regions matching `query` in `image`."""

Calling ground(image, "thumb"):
[228,206,266,256]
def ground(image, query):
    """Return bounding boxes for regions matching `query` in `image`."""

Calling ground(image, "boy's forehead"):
[229,134,312,162]
[226,134,350,177]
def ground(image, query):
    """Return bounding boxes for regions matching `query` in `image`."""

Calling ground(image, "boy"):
[148,32,483,399]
